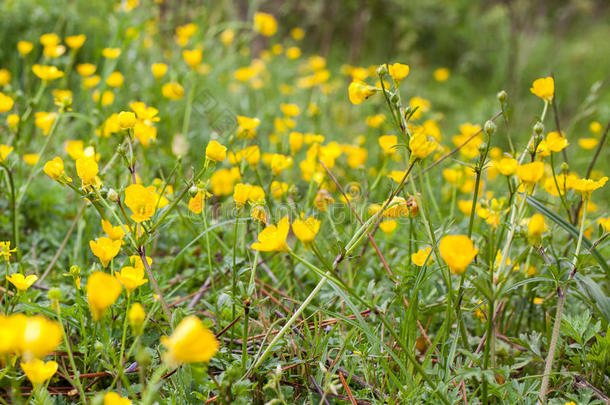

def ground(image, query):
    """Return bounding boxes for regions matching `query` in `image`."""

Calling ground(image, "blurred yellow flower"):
[17,41,34,55]
[106,71,124,87]
[87,272,122,321]
[162,82,184,100]
[578,138,598,150]
[411,247,432,266]
[6,273,38,291]
[348,80,378,105]
[252,216,290,252]
[530,77,554,102]
[43,156,68,181]
[292,216,321,244]
[0,144,13,161]
[0,92,14,112]
[118,111,137,129]
[567,176,608,198]
[188,190,207,214]
[517,161,544,185]
[494,157,518,176]
[151,62,168,79]
[183,49,203,69]
[21,359,58,385]
[102,48,121,59]
[388,62,410,83]
[115,266,148,294]
[32,65,64,82]
[128,303,146,335]
[379,219,397,234]
[205,140,227,162]
[23,153,39,166]
[20,314,62,359]
[75,157,99,186]
[65,34,86,49]
[528,214,547,245]
[253,12,278,37]
[76,63,97,77]
[89,237,121,268]
[433,67,450,82]
[378,135,398,155]
[439,235,478,275]
[35,112,56,135]
[409,132,437,161]
[161,315,219,366]
[103,392,132,405]
[124,184,157,222]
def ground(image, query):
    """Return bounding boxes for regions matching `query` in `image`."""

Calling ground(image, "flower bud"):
[390,93,399,104]
[118,111,136,129]
[376,64,388,76]
[561,162,569,174]
[484,120,496,136]
[48,287,62,301]
[107,188,119,202]
[94,341,104,353]
[497,90,507,103]
[534,122,544,135]
[189,185,199,198]
[69,265,81,277]
[479,142,488,154]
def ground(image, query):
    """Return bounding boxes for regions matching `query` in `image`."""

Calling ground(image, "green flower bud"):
[497,90,507,103]
[534,122,544,135]
[484,120,496,136]
[107,188,119,202]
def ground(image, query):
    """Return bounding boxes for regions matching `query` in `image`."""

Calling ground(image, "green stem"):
[56,309,87,404]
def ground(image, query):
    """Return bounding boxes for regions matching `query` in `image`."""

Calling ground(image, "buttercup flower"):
[162,82,185,100]
[439,235,478,274]
[292,216,321,244]
[161,315,219,366]
[17,41,34,55]
[89,237,122,268]
[253,12,278,37]
[411,247,432,266]
[379,220,397,234]
[20,315,62,359]
[348,80,378,105]
[495,157,518,176]
[124,184,157,222]
[102,48,121,59]
[205,140,227,162]
[517,161,544,185]
[118,111,137,129]
[0,144,13,161]
[151,63,168,79]
[409,132,437,161]
[87,272,122,321]
[32,65,64,82]
[388,62,410,83]
[434,67,450,82]
[34,112,56,135]
[0,241,17,261]
[236,116,261,139]
[115,266,148,294]
[251,216,290,252]
[0,92,14,112]
[567,176,608,198]
[128,303,146,335]
[21,359,58,385]
[76,63,96,77]
[103,392,132,405]
[378,135,398,155]
[530,77,554,102]
[43,157,71,182]
[183,49,203,69]
[6,273,38,291]
[545,131,568,152]
[75,157,99,186]
[65,34,86,49]
[188,190,208,214]
[102,220,126,241]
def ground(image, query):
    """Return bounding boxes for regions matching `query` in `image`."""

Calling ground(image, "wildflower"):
[89,237,121,268]
[83,75,101,88]
[124,184,157,222]
[567,176,608,198]
[286,46,301,59]
[20,359,58,385]
[409,132,437,161]
[34,112,56,135]
[0,145,13,161]
[161,315,219,366]
[236,116,261,139]
[233,183,251,208]
[280,103,300,117]
[388,63,410,83]
[434,67,450,82]
[205,140,227,162]
[578,138,598,150]
[292,216,321,244]
[220,29,235,46]
[533,297,544,305]
[32,65,64,82]
[128,303,146,335]
[75,157,99,186]
[0,241,17,261]
[53,89,72,109]
[6,273,38,291]
[314,189,334,211]
[383,196,410,218]
[528,214,547,245]
[183,49,202,69]
[378,135,398,155]
[188,190,207,214]
[270,181,288,200]
[7,114,19,131]
[253,12,278,37]
[65,34,86,49]
[102,48,121,59]
[530,77,554,102]
[102,220,125,242]
[0,92,14,112]
[43,157,70,182]
[517,161,544,185]
[21,315,62,359]
[348,80,378,105]
[243,145,261,166]
[252,216,290,252]
[118,111,137,129]
[291,27,305,40]
[76,63,96,77]
[495,157,518,176]
[87,272,122,321]
[409,97,431,120]
[162,82,185,100]
[439,235,478,275]
[151,63,168,79]
[411,247,432,266]
[545,131,568,152]
[103,392,132,405]
[17,41,34,55]
[599,217,610,232]
[115,266,148,295]
[379,220,397,234]
[106,72,124,87]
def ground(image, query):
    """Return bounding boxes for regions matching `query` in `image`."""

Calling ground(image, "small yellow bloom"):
[411,247,432,267]
[578,138,598,150]
[20,315,63,360]
[115,266,148,294]
[0,144,13,161]
[378,135,398,155]
[292,216,321,244]
[103,392,132,405]
[251,205,268,224]
[106,71,124,88]
[161,315,219,366]
[89,237,121,268]
[270,154,292,175]
[253,12,278,37]
[75,157,99,186]
[220,29,235,46]
[128,303,146,335]
[118,111,136,129]
[6,273,38,291]
[102,48,121,59]
[183,49,203,69]
[17,41,34,55]
[0,241,17,261]
[530,77,554,102]
[251,216,290,252]
[433,67,450,82]
[388,62,410,83]
[188,190,207,214]
[598,217,610,232]
[528,214,547,245]
[124,184,157,222]
[516,161,544,185]
[32,65,64,82]
[439,235,478,275]
[43,157,68,181]
[65,34,86,49]
[87,272,122,321]
[286,46,301,59]
[101,220,125,242]
[83,75,101,88]
[7,114,19,131]
[76,63,96,77]
[21,359,58,385]
[379,219,397,234]
[151,62,168,79]
[0,92,14,112]
[567,176,608,198]
[236,116,261,139]
[409,132,437,161]
[162,82,185,100]
[545,131,568,152]
[589,121,602,135]
[291,27,305,40]
[533,297,544,305]
[494,157,518,176]
[348,80,378,105]
[314,189,334,212]
[35,112,56,135]
[205,140,227,162]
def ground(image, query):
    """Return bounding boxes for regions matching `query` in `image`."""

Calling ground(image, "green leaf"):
[575,273,610,323]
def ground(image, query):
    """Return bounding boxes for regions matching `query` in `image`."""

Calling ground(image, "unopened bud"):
[48,288,62,301]
[479,142,488,154]
[390,93,399,104]
[188,185,199,198]
[376,64,388,76]
[107,188,119,202]
[561,162,569,174]
[497,90,507,103]
[534,122,544,135]
[484,120,496,136]
[94,341,104,353]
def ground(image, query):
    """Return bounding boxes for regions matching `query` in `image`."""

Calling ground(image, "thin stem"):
[56,309,87,404]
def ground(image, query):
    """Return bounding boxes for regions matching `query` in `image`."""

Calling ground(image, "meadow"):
[0,1,609,404]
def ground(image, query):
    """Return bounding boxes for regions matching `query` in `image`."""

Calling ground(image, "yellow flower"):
[188,190,207,214]
[161,315,219,366]
[291,27,305,40]
[124,184,157,222]
[365,114,386,128]
[32,65,64,82]
[383,196,410,218]
[494,157,518,176]
[578,138,598,150]
[409,97,431,120]
[7,114,19,131]
[128,303,146,335]
[118,111,137,129]
[103,392,132,405]
[89,237,121,268]
[43,157,69,181]
[162,82,185,100]
[220,29,235,46]
[83,75,101,88]
[0,92,14,112]
[528,214,547,245]
[75,157,99,186]
[280,103,300,117]
[411,247,432,266]
[252,216,290,252]
[17,41,34,55]
[183,49,202,69]
[0,144,13,161]
[545,131,568,152]
[87,272,122,321]
[567,176,608,198]
[348,80,378,105]
[20,315,62,359]
[101,220,125,242]
[409,132,437,161]
[388,62,410,83]
[76,63,96,77]
[292,216,321,244]
[0,241,17,261]
[598,217,610,232]
[253,12,278,37]
[21,359,58,385]
[439,235,478,275]
[65,34,86,49]
[6,273,38,291]
[379,219,397,234]
[251,205,268,224]
[286,46,301,59]
[115,266,148,294]
[378,135,398,155]
[516,161,544,185]
[151,62,168,79]
[433,67,450,82]
[34,112,56,135]
[106,72,124,88]
[270,181,288,200]
[102,48,121,59]
[205,140,227,162]
[314,189,334,212]
[236,116,261,139]
[233,183,251,208]
[530,77,554,102]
